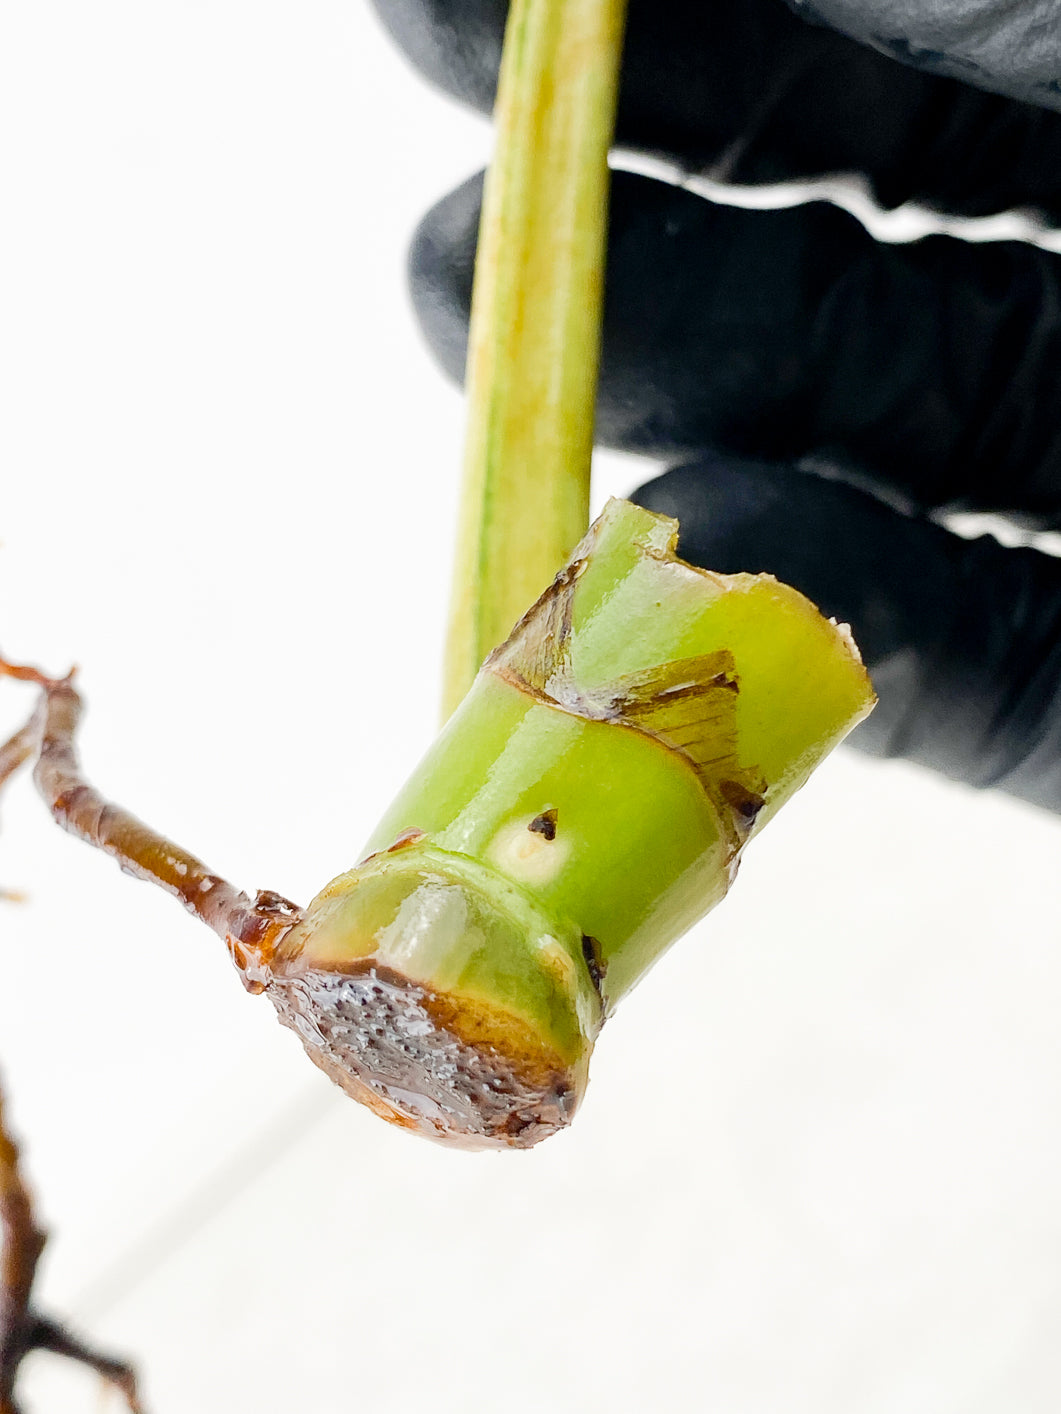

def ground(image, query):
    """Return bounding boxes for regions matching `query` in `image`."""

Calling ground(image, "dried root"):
[0,701,42,903]
[0,655,302,985]
[0,1077,144,1414]
[0,656,310,1399]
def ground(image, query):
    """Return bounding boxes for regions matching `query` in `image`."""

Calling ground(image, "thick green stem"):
[442,0,627,719]
[276,501,874,1149]
[367,499,876,1009]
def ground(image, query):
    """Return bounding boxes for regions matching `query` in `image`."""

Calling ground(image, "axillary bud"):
[266,499,875,1150]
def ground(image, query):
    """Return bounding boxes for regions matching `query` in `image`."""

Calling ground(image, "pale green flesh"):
[286,846,596,1065]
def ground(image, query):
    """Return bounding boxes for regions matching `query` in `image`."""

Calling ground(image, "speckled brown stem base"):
[269,965,579,1150]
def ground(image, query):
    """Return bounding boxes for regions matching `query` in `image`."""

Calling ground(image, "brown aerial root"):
[0,1075,145,1414]
[0,653,304,987]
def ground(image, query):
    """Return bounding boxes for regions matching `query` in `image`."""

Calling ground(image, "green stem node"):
[271,501,875,1149]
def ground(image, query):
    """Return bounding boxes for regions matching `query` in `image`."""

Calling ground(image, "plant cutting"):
[0,0,873,1159]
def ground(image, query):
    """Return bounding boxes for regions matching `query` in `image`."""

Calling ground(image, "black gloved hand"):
[374,0,1061,810]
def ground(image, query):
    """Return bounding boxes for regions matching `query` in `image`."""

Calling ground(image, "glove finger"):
[410,169,1061,527]
[371,0,1061,221]
[791,0,1061,115]
[632,456,1061,812]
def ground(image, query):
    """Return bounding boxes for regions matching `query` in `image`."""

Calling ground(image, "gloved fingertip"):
[368,0,504,114]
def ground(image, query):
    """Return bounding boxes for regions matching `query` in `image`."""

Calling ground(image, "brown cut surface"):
[268,964,580,1151]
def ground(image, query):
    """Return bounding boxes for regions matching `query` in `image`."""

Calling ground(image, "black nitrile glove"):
[375,0,1061,811]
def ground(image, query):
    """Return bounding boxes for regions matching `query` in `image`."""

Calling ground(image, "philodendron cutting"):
[0,0,873,1150]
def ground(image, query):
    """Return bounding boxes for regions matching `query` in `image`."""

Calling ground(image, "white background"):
[2,4,1061,1412]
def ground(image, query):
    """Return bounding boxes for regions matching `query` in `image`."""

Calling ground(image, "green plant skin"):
[295,501,874,1032]
[363,672,730,1011]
